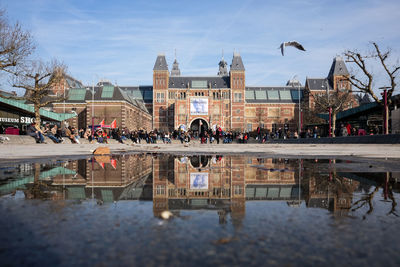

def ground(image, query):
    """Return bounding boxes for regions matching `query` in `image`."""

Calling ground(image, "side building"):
[52,82,152,131]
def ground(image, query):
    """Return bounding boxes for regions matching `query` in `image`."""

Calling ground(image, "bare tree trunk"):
[34,104,41,130]
[332,112,337,137]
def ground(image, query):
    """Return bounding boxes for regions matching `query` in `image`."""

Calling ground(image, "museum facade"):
[148,53,353,133]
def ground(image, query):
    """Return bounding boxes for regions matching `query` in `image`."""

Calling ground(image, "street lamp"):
[379,86,391,134]
[87,84,95,139]
[291,75,302,136]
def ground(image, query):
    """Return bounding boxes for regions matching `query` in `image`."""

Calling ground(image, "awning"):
[0,96,77,122]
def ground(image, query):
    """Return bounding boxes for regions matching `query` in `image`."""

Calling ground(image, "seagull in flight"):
[279,41,306,56]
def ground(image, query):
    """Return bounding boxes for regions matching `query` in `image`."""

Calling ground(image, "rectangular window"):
[255,90,267,100]
[245,90,255,100]
[247,123,252,132]
[101,85,114,98]
[234,93,242,102]
[156,185,165,195]
[168,92,175,99]
[279,90,292,100]
[267,90,279,100]
[192,80,207,88]
[156,92,165,103]
[68,88,87,101]
[234,185,243,195]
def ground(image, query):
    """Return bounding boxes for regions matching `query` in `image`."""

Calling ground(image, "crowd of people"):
[15,121,384,144]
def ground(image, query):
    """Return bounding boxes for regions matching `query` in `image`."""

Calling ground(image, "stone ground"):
[1,140,400,162]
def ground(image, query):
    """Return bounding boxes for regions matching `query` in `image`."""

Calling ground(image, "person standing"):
[215,125,220,144]
[313,126,318,138]
[346,123,352,136]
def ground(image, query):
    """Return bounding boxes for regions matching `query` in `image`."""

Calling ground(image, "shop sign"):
[0,116,35,124]
[20,117,35,124]
[0,117,19,123]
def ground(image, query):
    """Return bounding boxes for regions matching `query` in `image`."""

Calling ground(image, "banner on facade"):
[190,173,209,190]
[190,98,208,115]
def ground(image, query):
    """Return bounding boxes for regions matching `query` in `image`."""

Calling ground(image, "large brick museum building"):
[148,53,353,133]
[1,53,353,133]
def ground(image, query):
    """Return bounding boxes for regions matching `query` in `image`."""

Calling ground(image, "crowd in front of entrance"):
[2,121,382,145]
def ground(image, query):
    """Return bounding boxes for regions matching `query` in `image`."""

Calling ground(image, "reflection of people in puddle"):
[193,174,206,188]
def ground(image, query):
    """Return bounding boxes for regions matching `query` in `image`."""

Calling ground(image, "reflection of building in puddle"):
[46,154,153,202]
[0,155,373,215]
[0,162,75,199]
[304,169,360,214]
[153,156,300,224]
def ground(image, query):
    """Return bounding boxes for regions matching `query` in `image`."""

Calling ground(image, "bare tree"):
[344,42,400,105]
[0,9,34,72]
[313,91,352,136]
[301,101,325,128]
[2,60,67,129]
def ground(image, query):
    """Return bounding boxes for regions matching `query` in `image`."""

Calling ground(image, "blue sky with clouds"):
[3,0,400,90]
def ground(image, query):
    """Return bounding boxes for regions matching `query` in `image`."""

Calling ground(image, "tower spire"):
[171,50,181,76]
[218,50,228,76]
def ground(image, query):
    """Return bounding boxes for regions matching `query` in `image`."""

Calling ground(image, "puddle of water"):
[0,154,399,266]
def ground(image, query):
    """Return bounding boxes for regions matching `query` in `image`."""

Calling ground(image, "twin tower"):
[152,53,247,131]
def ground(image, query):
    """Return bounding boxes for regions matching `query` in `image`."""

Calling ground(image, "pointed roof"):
[171,59,181,76]
[327,56,349,80]
[305,78,333,91]
[230,52,245,71]
[153,54,168,71]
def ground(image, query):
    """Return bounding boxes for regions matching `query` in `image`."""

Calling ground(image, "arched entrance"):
[189,155,210,168]
[189,118,208,137]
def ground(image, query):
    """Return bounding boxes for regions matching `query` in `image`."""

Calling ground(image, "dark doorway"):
[190,118,208,136]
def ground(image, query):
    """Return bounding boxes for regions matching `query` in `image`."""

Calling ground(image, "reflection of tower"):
[230,157,246,228]
[152,155,171,217]
[218,210,228,224]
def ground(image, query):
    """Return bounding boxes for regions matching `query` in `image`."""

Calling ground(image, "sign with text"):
[190,98,208,115]
[0,116,35,124]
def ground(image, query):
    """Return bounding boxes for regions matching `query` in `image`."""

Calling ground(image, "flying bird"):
[279,41,306,56]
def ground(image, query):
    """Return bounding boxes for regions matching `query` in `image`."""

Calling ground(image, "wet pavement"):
[0,154,399,266]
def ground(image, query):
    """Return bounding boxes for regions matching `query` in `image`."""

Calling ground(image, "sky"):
[2,0,400,92]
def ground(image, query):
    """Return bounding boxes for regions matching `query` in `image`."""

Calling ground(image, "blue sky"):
[2,0,400,90]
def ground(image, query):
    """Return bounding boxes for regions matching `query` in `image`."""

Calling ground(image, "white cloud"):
[1,0,399,93]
